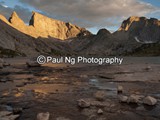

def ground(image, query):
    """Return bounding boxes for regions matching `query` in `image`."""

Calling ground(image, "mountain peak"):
[9,11,25,26]
[97,29,111,36]
[28,11,91,40]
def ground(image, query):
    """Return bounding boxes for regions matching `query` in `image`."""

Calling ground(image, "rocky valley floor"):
[0,57,160,120]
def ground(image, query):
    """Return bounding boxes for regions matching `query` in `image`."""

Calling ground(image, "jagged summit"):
[1,11,91,40]
[116,16,160,44]
[9,11,25,27]
[118,16,160,31]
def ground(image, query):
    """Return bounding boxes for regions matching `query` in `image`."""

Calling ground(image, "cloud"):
[18,0,158,29]
[0,4,32,23]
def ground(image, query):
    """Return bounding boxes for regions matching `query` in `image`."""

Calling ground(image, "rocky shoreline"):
[0,57,160,120]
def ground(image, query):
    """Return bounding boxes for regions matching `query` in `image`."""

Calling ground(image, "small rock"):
[145,66,152,71]
[118,95,128,102]
[41,77,50,81]
[97,109,103,114]
[0,111,12,117]
[78,99,90,108]
[94,91,106,101]
[80,75,88,78]
[117,85,123,94]
[143,96,157,106]
[0,111,19,120]
[26,61,41,67]
[37,112,50,120]
[0,63,3,68]
[127,95,144,104]
[6,115,20,120]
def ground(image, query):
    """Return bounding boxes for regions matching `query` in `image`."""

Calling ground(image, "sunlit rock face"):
[7,11,91,40]
[118,16,160,43]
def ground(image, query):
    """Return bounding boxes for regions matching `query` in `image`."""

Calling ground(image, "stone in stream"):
[117,85,123,94]
[94,91,106,101]
[37,112,50,120]
[127,94,144,104]
[118,95,128,103]
[0,111,19,120]
[97,109,103,114]
[78,99,90,108]
[143,96,157,106]
[0,111,12,117]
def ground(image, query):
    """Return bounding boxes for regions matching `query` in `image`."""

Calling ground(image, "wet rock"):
[127,95,144,104]
[94,91,106,101]
[56,117,71,120]
[41,77,50,81]
[117,85,123,94]
[26,61,41,67]
[118,95,128,103]
[0,111,19,120]
[78,99,90,108]
[0,111,12,117]
[37,112,50,120]
[97,109,103,114]
[143,96,157,106]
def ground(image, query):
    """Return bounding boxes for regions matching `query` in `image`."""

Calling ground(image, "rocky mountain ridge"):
[0,12,160,57]
[1,11,91,40]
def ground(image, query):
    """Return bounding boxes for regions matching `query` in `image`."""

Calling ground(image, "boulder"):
[127,95,144,104]
[143,96,157,106]
[37,112,50,120]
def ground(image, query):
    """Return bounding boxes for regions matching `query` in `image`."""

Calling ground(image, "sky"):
[0,0,159,34]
